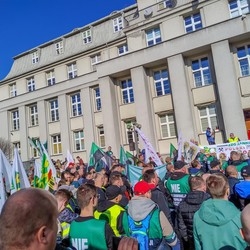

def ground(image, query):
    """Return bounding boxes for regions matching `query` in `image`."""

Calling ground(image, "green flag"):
[170,143,177,158]
[119,146,128,165]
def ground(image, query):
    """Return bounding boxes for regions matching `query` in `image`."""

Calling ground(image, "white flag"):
[134,127,162,166]
[177,131,183,161]
[11,148,31,194]
[66,150,74,168]
[0,149,12,212]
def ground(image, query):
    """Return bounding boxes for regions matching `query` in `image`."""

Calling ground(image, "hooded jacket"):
[193,199,247,250]
[120,196,178,249]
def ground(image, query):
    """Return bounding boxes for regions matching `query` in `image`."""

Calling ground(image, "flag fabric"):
[89,142,113,171]
[39,144,57,190]
[11,148,30,194]
[134,127,162,166]
[126,151,134,165]
[119,146,129,165]
[28,136,42,156]
[33,159,42,188]
[66,150,74,168]
[177,131,183,161]
[183,140,200,163]
[170,143,177,158]
[0,149,12,212]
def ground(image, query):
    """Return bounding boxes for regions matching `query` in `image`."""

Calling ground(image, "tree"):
[0,138,13,161]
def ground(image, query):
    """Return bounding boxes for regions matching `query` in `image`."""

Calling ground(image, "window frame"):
[120,78,134,104]
[113,16,123,32]
[159,113,176,139]
[191,57,212,87]
[29,104,39,126]
[51,134,62,155]
[198,104,218,132]
[67,63,77,79]
[46,70,56,86]
[32,51,39,64]
[49,99,59,122]
[11,109,20,131]
[91,53,102,71]
[237,44,250,76]
[118,44,128,56]
[73,130,85,151]
[228,0,250,18]
[184,12,203,33]
[93,87,102,112]
[9,83,17,97]
[82,29,92,44]
[70,92,82,117]
[27,77,36,92]
[153,68,171,96]
[146,27,162,47]
[55,41,64,55]
[98,126,105,148]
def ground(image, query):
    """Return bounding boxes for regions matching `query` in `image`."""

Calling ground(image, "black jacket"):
[177,191,210,249]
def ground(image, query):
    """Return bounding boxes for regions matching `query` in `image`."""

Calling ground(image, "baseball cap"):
[133,181,154,195]
[174,161,187,170]
[106,185,122,200]
[241,166,250,178]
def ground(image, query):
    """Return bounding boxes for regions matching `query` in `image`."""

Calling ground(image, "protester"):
[69,183,114,250]
[177,176,210,250]
[227,132,240,142]
[205,127,215,145]
[119,181,180,249]
[96,185,125,236]
[193,174,247,249]
[189,159,204,177]
[165,161,190,208]
[0,188,58,250]
[241,204,250,247]
[234,165,250,210]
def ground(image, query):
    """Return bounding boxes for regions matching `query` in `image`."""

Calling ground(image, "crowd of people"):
[1,143,250,250]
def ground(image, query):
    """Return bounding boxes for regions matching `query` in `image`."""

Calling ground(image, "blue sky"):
[0,0,136,80]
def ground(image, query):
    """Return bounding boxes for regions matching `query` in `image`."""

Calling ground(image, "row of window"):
[29,1,250,65]
[9,44,250,100]
[11,101,218,158]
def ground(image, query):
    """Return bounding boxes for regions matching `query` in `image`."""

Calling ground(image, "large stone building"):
[0,0,250,162]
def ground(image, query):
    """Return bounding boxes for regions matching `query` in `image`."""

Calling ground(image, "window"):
[146,27,162,47]
[94,87,102,111]
[121,78,134,104]
[153,69,171,96]
[91,54,102,71]
[164,0,174,8]
[229,0,250,17]
[55,41,63,55]
[52,134,62,155]
[9,83,17,97]
[82,29,92,44]
[113,16,123,32]
[74,130,85,151]
[32,51,39,64]
[98,126,105,148]
[71,92,82,117]
[67,63,77,79]
[46,70,56,86]
[159,114,176,138]
[29,104,39,126]
[11,110,19,130]
[27,77,35,92]
[49,99,59,122]
[118,44,128,55]
[237,45,250,76]
[192,57,212,87]
[199,104,218,132]
[184,13,202,33]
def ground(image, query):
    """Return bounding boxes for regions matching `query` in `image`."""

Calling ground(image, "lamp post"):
[127,122,141,157]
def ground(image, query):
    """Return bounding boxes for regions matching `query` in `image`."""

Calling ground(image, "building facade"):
[0,0,250,162]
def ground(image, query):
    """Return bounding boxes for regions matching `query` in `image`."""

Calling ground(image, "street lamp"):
[127,122,141,157]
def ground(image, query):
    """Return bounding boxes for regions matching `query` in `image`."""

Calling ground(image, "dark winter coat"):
[177,191,210,249]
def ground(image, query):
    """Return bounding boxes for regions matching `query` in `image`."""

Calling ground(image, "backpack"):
[127,210,155,250]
